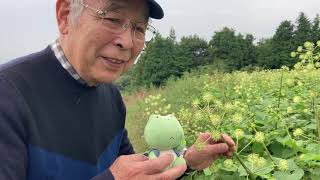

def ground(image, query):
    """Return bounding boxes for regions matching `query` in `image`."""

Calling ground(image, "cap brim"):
[147,0,164,19]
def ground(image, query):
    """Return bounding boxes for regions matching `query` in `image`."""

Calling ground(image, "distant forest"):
[117,12,320,90]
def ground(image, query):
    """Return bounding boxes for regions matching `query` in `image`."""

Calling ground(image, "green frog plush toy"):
[144,114,187,168]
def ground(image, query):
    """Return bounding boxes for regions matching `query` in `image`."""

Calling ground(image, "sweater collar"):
[50,39,88,86]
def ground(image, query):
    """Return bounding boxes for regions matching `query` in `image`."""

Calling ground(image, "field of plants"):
[124,42,320,179]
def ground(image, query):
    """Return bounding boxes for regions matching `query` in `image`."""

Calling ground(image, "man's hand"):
[109,153,187,180]
[184,132,236,170]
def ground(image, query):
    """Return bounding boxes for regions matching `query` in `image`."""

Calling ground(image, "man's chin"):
[94,73,121,84]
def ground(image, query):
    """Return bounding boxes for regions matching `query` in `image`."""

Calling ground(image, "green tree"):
[271,20,296,68]
[134,33,182,86]
[177,35,209,70]
[312,14,320,41]
[256,38,274,68]
[240,34,257,68]
[168,27,177,41]
[294,12,313,45]
[208,27,256,71]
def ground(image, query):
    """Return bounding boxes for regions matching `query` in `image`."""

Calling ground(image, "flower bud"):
[304,41,314,49]
[235,129,244,139]
[224,159,234,168]
[299,54,305,60]
[293,96,302,103]
[286,79,295,86]
[192,99,200,108]
[291,52,297,58]
[202,92,214,102]
[293,128,303,137]
[232,113,243,124]
[278,160,288,171]
[248,154,259,164]
[306,51,313,56]
[210,114,221,126]
[254,132,265,143]
[287,107,293,114]
[211,130,221,141]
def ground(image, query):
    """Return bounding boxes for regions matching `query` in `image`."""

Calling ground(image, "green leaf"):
[273,158,304,180]
[274,169,304,180]
[306,143,320,153]
[252,142,265,155]
[310,168,320,180]
[238,159,273,177]
[304,123,317,130]
[213,173,243,180]
[300,153,320,161]
[253,111,268,123]
[270,142,295,159]
[203,168,213,176]
[294,104,305,110]
[276,136,307,153]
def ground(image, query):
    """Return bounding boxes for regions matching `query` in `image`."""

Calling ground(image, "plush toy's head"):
[144,114,184,151]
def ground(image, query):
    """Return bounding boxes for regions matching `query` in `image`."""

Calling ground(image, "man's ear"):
[56,0,70,35]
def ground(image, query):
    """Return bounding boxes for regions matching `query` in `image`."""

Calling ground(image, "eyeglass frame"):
[80,2,157,43]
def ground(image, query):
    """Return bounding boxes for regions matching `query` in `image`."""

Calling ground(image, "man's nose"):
[114,27,134,49]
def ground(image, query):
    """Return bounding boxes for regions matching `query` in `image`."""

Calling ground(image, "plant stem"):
[300,134,320,143]
[261,143,276,165]
[235,153,255,180]
[278,113,298,156]
[202,136,212,144]
[238,140,253,154]
[236,137,239,153]
[316,107,320,140]
[278,113,292,139]
[277,71,284,109]
[252,127,276,165]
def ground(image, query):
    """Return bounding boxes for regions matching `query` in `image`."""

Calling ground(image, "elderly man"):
[0,0,235,179]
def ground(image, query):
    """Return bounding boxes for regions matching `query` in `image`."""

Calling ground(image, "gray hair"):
[69,0,85,24]
[68,0,151,24]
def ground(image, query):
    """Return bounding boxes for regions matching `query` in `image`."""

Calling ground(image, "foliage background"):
[117,12,320,91]
[120,12,320,179]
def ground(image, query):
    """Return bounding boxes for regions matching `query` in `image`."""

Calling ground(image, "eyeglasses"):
[81,3,156,43]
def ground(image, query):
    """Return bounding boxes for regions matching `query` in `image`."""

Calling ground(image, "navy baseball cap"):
[147,0,164,19]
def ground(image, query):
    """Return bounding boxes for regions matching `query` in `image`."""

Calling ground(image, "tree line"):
[117,12,320,90]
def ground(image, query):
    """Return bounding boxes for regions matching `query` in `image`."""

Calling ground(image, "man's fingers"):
[197,132,212,143]
[225,151,234,158]
[153,164,187,180]
[204,143,229,156]
[141,154,174,174]
[221,134,236,151]
[127,153,149,162]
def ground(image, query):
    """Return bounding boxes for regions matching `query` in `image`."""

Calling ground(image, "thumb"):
[204,143,229,156]
[142,154,174,174]
[196,132,212,143]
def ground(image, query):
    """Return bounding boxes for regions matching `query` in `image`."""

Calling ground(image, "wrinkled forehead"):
[101,0,149,21]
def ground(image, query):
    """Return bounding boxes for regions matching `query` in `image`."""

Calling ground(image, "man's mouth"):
[103,57,125,65]
[101,56,126,70]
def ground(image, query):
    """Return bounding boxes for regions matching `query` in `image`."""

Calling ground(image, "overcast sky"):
[1,0,320,62]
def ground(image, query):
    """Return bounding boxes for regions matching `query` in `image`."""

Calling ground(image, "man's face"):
[61,0,148,85]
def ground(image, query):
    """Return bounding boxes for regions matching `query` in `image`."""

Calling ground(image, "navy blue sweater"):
[0,47,134,179]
